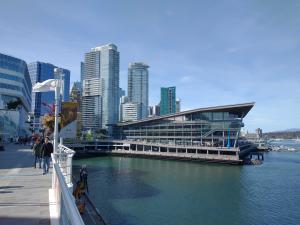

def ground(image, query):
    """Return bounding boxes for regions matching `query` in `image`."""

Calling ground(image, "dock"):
[0,143,106,225]
[0,143,51,225]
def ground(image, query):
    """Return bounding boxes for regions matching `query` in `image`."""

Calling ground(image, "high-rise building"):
[82,44,120,130]
[148,106,154,117]
[255,128,263,139]
[128,62,149,119]
[0,53,32,139]
[176,98,181,113]
[119,88,125,100]
[122,102,141,122]
[154,104,160,116]
[70,81,82,103]
[80,62,84,89]
[28,62,70,132]
[148,104,160,117]
[160,87,176,115]
[119,93,127,122]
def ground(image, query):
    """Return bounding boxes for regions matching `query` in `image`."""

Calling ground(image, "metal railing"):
[51,144,85,225]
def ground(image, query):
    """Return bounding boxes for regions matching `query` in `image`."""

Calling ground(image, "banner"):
[60,102,77,138]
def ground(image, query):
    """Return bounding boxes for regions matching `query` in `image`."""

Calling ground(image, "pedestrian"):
[32,138,43,169]
[79,165,88,193]
[41,137,53,175]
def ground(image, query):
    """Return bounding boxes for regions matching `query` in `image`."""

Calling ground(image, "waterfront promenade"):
[0,143,106,225]
[0,143,51,225]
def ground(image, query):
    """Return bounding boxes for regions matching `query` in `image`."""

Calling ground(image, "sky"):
[0,0,299,132]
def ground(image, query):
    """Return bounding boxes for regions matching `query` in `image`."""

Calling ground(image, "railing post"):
[66,151,74,192]
[52,153,56,190]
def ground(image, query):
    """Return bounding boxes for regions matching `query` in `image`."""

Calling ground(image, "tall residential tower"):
[128,62,149,119]
[160,86,176,116]
[82,44,120,130]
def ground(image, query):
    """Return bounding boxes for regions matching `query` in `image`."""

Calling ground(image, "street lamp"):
[32,79,61,153]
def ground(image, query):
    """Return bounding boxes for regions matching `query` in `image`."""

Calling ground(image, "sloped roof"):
[117,102,255,126]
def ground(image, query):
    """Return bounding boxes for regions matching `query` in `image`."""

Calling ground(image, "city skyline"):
[0,0,299,132]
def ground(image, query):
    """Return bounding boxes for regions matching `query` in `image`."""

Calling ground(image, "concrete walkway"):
[0,143,51,225]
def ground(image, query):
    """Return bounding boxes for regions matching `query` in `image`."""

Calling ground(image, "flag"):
[32,79,61,92]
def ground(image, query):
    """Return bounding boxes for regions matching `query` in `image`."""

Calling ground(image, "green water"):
[74,151,300,225]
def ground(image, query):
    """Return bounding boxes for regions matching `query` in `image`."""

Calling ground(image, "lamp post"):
[53,81,60,153]
[32,79,61,153]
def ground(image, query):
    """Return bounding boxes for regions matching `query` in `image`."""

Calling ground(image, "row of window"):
[0,56,27,74]
[0,72,23,82]
[0,83,31,108]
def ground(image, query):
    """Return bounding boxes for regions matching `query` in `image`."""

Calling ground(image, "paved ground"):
[0,143,51,225]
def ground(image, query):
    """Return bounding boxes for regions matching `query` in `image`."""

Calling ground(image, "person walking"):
[32,138,42,168]
[41,137,53,175]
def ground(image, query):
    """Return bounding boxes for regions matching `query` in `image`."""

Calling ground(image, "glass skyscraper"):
[160,86,176,115]
[0,52,32,139]
[82,44,120,130]
[128,62,149,119]
[28,62,70,117]
[28,62,70,132]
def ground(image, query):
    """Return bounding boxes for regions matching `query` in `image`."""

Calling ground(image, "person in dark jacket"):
[41,137,53,175]
[32,138,42,168]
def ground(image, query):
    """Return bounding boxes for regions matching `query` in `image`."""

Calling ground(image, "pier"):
[66,140,257,164]
[0,143,51,224]
[0,143,106,225]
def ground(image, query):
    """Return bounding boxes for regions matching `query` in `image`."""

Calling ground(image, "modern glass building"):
[28,62,70,132]
[28,62,70,117]
[160,86,176,115]
[0,53,32,139]
[66,103,255,163]
[128,62,149,119]
[114,102,254,148]
[82,44,120,130]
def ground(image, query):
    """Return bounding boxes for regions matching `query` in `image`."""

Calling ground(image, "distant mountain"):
[283,128,300,132]
[268,128,300,133]
[265,129,300,139]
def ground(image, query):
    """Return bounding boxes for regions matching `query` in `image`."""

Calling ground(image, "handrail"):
[51,145,85,225]
[54,162,85,225]
[58,144,75,154]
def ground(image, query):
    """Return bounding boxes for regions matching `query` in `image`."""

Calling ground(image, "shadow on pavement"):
[0,144,48,170]
[0,216,50,225]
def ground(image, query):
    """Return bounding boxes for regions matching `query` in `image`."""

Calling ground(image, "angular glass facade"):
[28,62,55,117]
[28,62,70,117]
[115,103,254,148]
[0,53,32,139]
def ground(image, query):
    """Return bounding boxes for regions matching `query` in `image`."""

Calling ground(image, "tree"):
[7,99,22,110]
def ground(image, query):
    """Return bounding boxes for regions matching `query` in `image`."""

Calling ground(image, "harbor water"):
[73,140,300,225]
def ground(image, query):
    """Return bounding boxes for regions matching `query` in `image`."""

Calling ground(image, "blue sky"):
[0,0,299,132]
